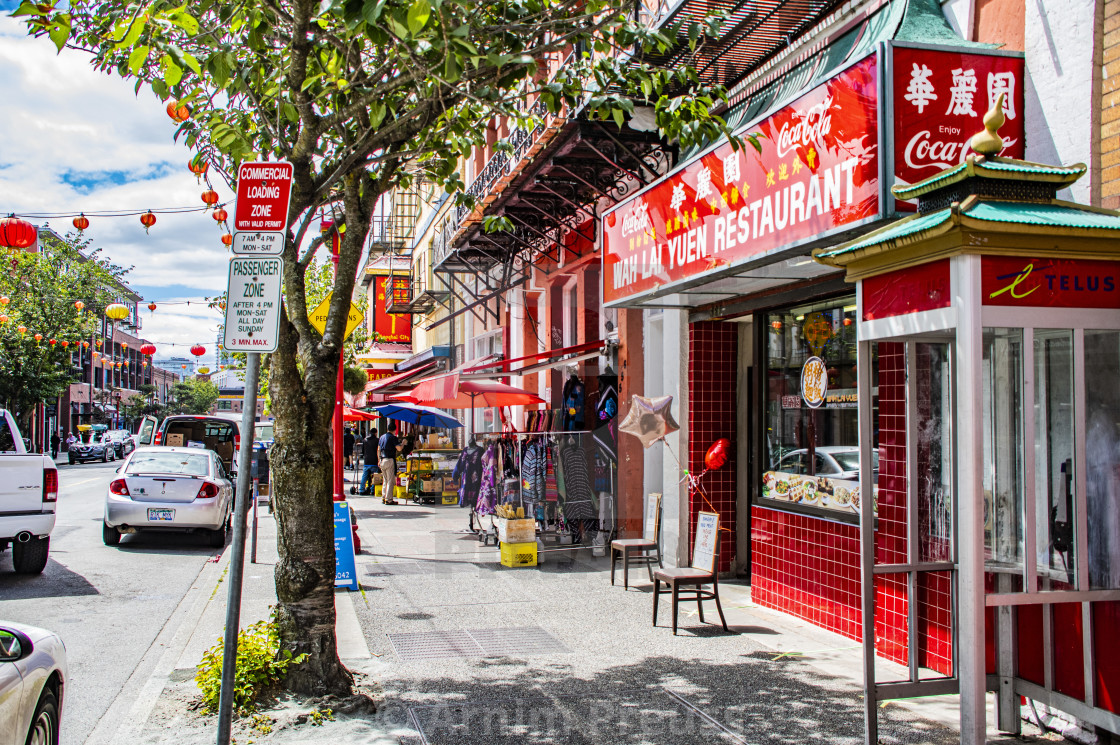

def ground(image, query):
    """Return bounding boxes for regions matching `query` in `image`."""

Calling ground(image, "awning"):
[463,341,604,379]
[364,360,438,394]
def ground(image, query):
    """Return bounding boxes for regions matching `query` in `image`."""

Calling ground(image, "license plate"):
[147,508,175,522]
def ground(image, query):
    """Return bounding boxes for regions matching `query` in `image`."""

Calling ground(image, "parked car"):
[105,430,136,459]
[103,446,234,548]
[0,621,66,745]
[774,445,878,480]
[0,410,58,575]
[136,415,241,475]
[67,432,116,464]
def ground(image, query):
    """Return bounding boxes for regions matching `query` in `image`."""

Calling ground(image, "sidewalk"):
[123,495,1053,744]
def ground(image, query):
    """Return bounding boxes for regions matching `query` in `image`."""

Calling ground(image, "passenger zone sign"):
[223,256,283,353]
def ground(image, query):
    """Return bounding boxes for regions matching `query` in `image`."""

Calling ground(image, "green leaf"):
[47,20,70,52]
[128,45,149,74]
[612,107,624,130]
[167,8,200,35]
[444,53,460,83]
[10,2,40,18]
[361,0,385,24]
[162,56,183,87]
[368,101,386,128]
[180,51,202,77]
[406,0,430,34]
[113,14,147,50]
[282,102,299,123]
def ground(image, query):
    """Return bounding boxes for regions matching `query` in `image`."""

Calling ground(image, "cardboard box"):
[166,433,185,447]
[495,517,536,544]
[421,478,442,493]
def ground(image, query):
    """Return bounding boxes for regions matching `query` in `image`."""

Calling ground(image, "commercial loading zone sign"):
[223,256,283,353]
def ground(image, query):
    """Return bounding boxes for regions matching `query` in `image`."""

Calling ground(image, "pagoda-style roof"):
[816,196,1120,277]
[891,156,1086,202]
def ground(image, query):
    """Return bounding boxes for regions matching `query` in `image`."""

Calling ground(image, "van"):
[136,415,241,474]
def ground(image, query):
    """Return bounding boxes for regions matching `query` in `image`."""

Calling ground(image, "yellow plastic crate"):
[441,496,458,505]
[499,541,537,568]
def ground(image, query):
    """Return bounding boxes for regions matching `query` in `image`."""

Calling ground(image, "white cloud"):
[0,16,234,348]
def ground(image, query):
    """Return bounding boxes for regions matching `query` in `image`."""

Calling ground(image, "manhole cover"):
[407,689,747,744]
[386,627,568,662]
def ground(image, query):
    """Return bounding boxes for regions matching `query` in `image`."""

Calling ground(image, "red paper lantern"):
[74,300,84,312]
[705,438,731,471]
[190,344,206,357]
[33,333,42,343]
[120,342,128,351]
[202,189,219,206]
[0,216,36,249]
[188,157,209,177]
[212,208,228,223]
[81,341,89,349]
[140,343,157,356]
[843,317,853,327]
[165,98,190,122]
[140,211,157,233]
[95,339,102,349]
[61,340,69,348]
[221,234,233,246]
[0,315,7,324]
[17,326,26,335]
[48,338,56,346]
[73,214,90,232]
[148,302,157,312]
[770,320,782,330]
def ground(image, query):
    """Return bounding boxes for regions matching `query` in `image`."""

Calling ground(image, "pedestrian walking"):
[359,432,380,496]
[50,430,61,459]
[65,432,76,452]
[343,427,355,469]
[379,422,402,505]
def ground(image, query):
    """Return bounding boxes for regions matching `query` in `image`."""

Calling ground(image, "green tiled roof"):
[966,201,1120,230]
[816,211,950,258]
[978,161,1086,177]
[819,200,1120,262]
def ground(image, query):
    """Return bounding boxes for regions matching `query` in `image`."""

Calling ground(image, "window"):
[760,296,866,520]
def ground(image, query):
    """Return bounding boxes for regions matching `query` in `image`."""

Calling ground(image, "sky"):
[0,10,233,369]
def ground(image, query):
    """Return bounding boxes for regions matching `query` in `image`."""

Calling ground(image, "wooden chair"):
[652,511,729,635]
[610,492,662,589]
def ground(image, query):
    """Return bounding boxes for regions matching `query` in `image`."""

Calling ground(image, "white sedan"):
[103,447,234,548]
[0,622,66,745]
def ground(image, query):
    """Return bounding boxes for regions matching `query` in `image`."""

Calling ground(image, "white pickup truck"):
[0,409,58,574]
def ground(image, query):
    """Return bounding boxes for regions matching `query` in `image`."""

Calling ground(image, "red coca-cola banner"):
[602,54,881,306]
[981,257,1120,309]
[892,45,1025,207]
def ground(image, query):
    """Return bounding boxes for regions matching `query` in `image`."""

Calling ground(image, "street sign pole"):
[216,350,260,745]
[217,160,291,745]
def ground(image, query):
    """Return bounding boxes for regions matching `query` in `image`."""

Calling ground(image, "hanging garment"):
[453,444,484,508]
[559,442,595,523]
[562,376,586,431]
[544,447,559,502]
[520,439,546,504]
[475,444,499,516]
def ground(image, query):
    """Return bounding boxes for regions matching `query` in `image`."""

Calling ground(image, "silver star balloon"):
[618,395,680,449]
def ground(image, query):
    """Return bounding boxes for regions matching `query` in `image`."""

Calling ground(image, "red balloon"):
[705,438,731,471]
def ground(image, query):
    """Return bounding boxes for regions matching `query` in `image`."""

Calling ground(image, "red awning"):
[464,340,605,379]
[364,359,438,394]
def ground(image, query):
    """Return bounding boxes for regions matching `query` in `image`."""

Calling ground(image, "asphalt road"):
[0,458,221,745]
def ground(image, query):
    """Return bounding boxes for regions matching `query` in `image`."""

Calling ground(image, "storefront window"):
[1034,329,1076,589]
[982,328,1025,590]
[1085,330,1120,590]
[761,296,869,521]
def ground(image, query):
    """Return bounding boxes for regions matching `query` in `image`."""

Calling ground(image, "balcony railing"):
[452,98,553,228]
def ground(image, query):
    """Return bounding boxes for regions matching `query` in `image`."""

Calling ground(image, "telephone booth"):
[815,118,1120,743]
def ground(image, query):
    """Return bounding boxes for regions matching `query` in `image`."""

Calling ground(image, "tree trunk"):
[268,313,353,697]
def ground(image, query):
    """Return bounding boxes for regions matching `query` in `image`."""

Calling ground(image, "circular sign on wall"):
[801,356,828,408]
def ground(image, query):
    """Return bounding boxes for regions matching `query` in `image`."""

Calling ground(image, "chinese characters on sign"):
[373,276,413,344]
[602,55,881,305]
[801,357,828,408]
[893,47,1025,205]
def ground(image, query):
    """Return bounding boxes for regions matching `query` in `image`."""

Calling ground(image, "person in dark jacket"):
[359,433,380,495]
[343,428,356,469]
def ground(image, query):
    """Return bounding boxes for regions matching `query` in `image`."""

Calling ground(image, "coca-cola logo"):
[619,202,652,237]
[776,96,833,158]
[904,129,1019,171]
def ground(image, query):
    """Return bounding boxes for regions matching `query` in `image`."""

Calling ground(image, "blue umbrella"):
[372,402,463,429]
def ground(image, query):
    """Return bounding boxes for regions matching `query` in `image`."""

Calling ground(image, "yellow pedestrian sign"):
[308,292,364,340]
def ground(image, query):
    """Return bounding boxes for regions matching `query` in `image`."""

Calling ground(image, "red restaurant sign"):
[602,54,881,305]
[373,276,413,343]
[891,45,1025,206]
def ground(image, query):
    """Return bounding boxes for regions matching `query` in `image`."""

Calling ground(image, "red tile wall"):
[747,342,953,675]
[687,322,738,573]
